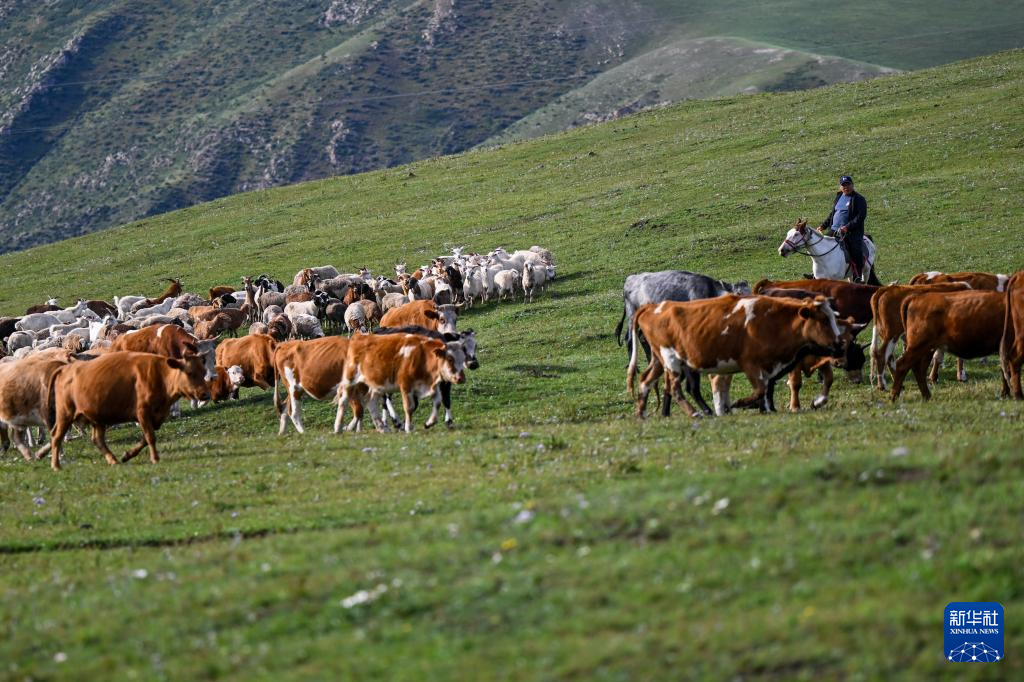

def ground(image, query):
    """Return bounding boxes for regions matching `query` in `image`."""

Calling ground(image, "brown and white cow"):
[627,295,845,417]
[47,351,213,470]
[379,300,460,334]
[909,271,1009,291]
[0,349,77,460]
[336,333,467,433]
[203,365,246,404]
[272,336,352,434]
[999,271,1024,399]
[868,282,970,389]
[215,334,278,393]
[890,290,1007,401]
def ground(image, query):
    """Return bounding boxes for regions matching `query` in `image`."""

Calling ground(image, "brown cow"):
[47,351,212,470]
[868,282,971,389]
[890,290,1007,401]
[379,300,460,334]
[785,319,865,411]
[337,333,467,433]
[999,271,1024,399]
[753,278,877,323]
[272,337,352,434]
[908,272,1009,383]
[191,304,250,333]
[627,295,845,417]
[0,350,77,460]
[216,334,277,392]
[111,324,216,365]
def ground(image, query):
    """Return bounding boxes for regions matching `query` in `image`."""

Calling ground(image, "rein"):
[786,228,844,258]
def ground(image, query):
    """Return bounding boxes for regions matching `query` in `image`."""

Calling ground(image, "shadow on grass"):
[505,364,579,378]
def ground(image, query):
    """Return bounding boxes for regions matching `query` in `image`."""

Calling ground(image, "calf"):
[1001,272,1024,399]
[47,351,212,470]
[272,337,352,434]
[379,300,459,334]
[890,291,1007,401]
[752,278,877,324]
[868,282,970,389]
[0,350,77,460]
[627,295,845,417]
[204,365,246,404]
[337,333,467,433]
[111,323,216,366]
[216,334,278,392]
[376,326,479,429]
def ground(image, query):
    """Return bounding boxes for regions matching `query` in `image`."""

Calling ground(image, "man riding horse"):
[818,175,867,283]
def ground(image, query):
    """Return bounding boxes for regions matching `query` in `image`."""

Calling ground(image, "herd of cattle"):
[618,269,1024,419]
[0,246,554,470]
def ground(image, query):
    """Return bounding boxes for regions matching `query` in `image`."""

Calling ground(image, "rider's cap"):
[839,175,853,185]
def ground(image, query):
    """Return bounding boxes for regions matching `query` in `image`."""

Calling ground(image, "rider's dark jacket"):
[819,190,867,235]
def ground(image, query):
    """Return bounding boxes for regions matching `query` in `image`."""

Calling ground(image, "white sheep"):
[114,295,146,318]
[131,298,175,319]
[14,313,61,333]
[522,262,547,303]
[494,269,521,301]
[344,304,367,335]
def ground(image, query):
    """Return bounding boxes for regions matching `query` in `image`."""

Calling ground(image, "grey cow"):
[614,270,750,415]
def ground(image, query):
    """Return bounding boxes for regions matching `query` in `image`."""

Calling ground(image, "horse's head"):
[778,218,810,257]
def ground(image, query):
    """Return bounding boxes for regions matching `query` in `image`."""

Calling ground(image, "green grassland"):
[2,0,1022,251]
[1,51,1024,679]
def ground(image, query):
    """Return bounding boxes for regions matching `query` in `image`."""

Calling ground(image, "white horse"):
[777,219,879,284]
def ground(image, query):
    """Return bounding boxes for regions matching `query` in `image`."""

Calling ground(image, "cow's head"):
[191,338,219,381]
[797,297,846,356]
[434,304,459,335]
[436,341,467,384]
[444,329,478,370]
[170,354,213,402]
[828,318,869,382]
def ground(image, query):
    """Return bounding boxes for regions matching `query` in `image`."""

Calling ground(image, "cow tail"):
[614,304,627,346]
[1001,274,1017,383]
[626,307,643,395]
[44,367,64,430]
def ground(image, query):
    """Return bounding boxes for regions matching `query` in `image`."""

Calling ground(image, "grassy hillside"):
[1,1,1021,252]
[1,51,1023,679]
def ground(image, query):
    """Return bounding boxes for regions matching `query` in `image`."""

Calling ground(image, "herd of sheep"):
[0,245,556,358]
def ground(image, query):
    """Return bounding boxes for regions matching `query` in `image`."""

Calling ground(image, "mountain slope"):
[0,1,1021,254]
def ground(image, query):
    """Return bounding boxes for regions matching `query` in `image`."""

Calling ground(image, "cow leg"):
[424,388,444,429]
[383,395,402,429]
[683,369,713,416]
[10,428,34,462]
[710,374,732,416]
[139,417,160,464]
[668,371,699,418]
[812,366,833,409]
[334,385,351,433]
[401,390,416,433]
[660,373,672,417]
[1009,352,1024,399]
[764,377,778,413]
[49,417,72,471]
[788,369,802,412]
[87,426,120,466]
[635,360,663,419]
[733,369,767,412]
[366,394,388,433]
[892,345,933,401]
[287,387,305,434]
[170,399,182,418]
[0,424,8,453]
[441,382,454,429]
[956,357,967,382]
[928,350,943,384]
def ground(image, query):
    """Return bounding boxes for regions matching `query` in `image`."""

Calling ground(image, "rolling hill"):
[0,49,1023,680]
[1,0,1021,253]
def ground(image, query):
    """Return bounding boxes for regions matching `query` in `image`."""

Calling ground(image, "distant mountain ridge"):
[0,0,1020,253]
